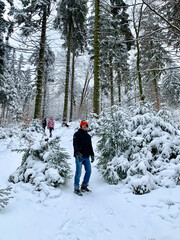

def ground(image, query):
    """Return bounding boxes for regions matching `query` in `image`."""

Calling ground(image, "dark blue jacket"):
[73,128,94,158]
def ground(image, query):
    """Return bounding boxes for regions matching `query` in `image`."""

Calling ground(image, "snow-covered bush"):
[0,119,44,140]
[29,119,44,133]
[95,106,131,184]
[9,137,71,192]
[96,106,180,194]
[127,107,180,194]
[0,120,45,150]
[0,186,13,211]
[0,130,6,139]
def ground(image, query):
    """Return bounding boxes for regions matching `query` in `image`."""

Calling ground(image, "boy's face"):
[81,124,88,131]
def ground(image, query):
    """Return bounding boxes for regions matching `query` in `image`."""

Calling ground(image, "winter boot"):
[81,185,92,192]
[50,133,52,138]
[74,189,83,196]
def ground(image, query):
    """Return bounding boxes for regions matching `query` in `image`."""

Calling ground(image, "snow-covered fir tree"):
[160,0,180,50]
[9,137,71,192]
[95,105,180,194]
[1,44,34,121]
[139,5,173,110]
[162,68,180,107]
[88,0,133,108]
[9,0,56,119]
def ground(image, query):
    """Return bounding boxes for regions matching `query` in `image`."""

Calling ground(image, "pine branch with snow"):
[0,186,13,211]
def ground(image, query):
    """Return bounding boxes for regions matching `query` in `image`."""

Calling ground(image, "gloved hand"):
[76,152,83,162]
[91,155,95,163]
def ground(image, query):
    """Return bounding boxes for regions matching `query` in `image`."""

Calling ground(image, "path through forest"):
[0,123,180,240]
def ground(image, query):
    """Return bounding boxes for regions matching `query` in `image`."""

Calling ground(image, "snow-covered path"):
[0,123,180,240]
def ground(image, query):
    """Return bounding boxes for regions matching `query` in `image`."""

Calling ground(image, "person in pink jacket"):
[47,117,55,137]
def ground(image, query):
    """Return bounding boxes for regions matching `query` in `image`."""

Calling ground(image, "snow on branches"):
[9,137,71,194]
[0,186,13,211]
[94,105,180,194]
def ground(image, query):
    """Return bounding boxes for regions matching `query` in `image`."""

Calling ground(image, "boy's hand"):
[91,155,95,163]
[76,152,83,162]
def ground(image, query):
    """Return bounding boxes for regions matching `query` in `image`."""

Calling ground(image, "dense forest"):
[0,0,179,123]
[0,1,180,238]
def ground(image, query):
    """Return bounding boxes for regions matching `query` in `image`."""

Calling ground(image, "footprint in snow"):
[106,208,114,216]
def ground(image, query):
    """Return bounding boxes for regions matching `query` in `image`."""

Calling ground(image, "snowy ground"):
[0,122,180,240]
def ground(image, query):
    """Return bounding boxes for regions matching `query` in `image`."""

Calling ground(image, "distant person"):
[47,117,54,138]
[42,118,47,131]
[73,120,94,196]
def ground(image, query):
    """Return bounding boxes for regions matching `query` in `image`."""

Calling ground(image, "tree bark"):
[117,70,121,105]
[2,103,6,119]
[42,70,47,118]
[93,0,100,115]
[153,70,160,110]
[34,7,47,119]
[62,22,72,123]
[79,60,92,114]
[109,56,114,106]
[136,40,144,102]
[69,52,75,122]
[150,40,160,111]
[133,1,144,103]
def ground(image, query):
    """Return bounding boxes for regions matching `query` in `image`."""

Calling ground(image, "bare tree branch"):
[142,0,180,33]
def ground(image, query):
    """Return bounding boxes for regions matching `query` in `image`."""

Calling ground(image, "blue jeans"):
[49,127,53,137]
[74,157,91,190]
[49,127,53,133]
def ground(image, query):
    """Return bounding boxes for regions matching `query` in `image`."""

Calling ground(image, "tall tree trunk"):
[79,60,92,114]
[69,52,75,122]
[109,57,114,106]
[93,0,100,115]
[153,70,160,110]
[133,2,144,103]
[42,71,47,118]
[134,75,137,107]
[136,40,144,102]
[150,40,160,111]
[79,72,88,112]
[62,22,72,123]
[34,8,47,119]
[2,103,6,119]
[117,70,121,105]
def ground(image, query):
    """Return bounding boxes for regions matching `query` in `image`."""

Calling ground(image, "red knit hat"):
[80,120,88,127]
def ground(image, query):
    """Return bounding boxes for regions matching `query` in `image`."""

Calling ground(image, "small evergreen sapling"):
[9,137,71,192]
[96,105,180,194]
[96,106,132,184]
[126,107,180,194]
